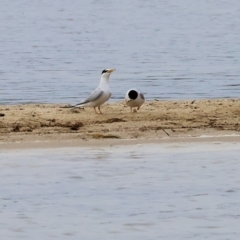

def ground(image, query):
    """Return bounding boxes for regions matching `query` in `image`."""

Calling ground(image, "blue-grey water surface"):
[1,0,240,104]
[0,142,240,239]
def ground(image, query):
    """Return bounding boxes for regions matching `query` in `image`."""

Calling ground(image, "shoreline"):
[1,98,240,149]
[1,134,240,150]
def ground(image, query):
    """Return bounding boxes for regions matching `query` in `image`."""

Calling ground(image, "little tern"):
[74,68,115,114]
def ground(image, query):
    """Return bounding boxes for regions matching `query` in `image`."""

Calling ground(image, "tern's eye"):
[101,69,108,74]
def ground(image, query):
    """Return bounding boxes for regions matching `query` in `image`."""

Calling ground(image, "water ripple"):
[1,0,240,104]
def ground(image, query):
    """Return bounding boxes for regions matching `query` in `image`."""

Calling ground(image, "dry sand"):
[1,98,240,148]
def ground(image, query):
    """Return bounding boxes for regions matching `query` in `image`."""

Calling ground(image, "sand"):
[1,98,240,148]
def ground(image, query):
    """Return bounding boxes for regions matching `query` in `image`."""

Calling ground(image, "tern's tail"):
[60,102,85,109]
[72,102,86,109]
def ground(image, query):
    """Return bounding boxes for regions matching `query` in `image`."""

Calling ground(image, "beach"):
[1,98,240,148]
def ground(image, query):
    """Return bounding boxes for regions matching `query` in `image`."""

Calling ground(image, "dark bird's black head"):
[128,90,138,100]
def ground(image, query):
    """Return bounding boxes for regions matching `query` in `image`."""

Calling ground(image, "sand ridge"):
[0,98,240,144]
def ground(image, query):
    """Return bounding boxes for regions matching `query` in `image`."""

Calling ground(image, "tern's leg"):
[98,106,103,114]
[130,107,132,112]
[137,106,140,110]
[94,107,99,114]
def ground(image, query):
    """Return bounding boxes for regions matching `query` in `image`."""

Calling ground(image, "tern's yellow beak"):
[107,68,115,73]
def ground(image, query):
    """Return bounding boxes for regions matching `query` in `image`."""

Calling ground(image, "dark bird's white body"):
[125,89,145,111]
[74,68,115,114]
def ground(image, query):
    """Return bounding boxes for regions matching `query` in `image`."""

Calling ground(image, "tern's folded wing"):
[139,92,145,100]
[76,88,104,106]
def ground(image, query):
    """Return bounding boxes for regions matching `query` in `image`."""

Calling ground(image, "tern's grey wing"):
[76,88,104,105]
[139,92,145,100]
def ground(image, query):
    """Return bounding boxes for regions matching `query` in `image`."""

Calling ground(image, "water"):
[0,142,240,239]
[1,0,240,104]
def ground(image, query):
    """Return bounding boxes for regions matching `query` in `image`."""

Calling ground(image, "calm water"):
[1,0,240,104]
[0,142,240,239]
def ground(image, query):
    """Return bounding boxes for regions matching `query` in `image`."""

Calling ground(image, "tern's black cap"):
[101,69,108,74]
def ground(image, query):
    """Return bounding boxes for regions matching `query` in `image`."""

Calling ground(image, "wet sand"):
[1,98,240,148]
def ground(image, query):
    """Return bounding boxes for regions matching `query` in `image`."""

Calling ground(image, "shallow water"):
[1,0,240,104]
[1,142,240,239]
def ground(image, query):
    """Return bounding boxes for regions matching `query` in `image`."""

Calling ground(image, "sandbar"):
[1,99,240,149]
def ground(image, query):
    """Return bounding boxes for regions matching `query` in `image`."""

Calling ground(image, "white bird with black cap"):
[73,68,115,114]
[125,89,145,112]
